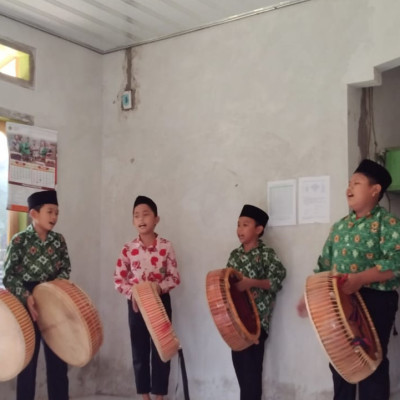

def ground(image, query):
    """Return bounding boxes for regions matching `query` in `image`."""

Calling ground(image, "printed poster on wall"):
[6,122,57,212]
[298,176,330,224]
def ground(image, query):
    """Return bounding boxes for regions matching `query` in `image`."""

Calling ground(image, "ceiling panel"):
[0,0,311,54]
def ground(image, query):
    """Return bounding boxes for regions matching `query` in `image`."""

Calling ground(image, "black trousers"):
[330,288,398,400]
[231,328,268,400]
[16,321,69,400]
[128,293,172,395]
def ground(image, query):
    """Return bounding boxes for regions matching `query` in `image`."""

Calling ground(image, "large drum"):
[0,289,35,381]
[305,271,382,383]
[33,279,103,367]
[132,282,180,362]
[206,268,260,351]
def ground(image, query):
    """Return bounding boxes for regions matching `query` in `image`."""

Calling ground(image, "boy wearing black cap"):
[114,195,180,400]
[298,159,400,400]
[3,190,71,400]
[227,204,286,400]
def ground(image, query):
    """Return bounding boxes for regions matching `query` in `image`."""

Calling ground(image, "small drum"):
[0,289,35,381]
[206,268,260,351]
[305,271,382,383]
[132,282,180,362]
[33,279,103,367]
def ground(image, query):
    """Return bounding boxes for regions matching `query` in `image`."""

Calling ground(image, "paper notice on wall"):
[6,122,58,212]
[267,179,297,226]
[298,176,330,224]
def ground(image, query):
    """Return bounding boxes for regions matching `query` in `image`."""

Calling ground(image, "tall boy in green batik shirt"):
[298,159,400,400]
[3,190,71,400]
[227,204,286,400]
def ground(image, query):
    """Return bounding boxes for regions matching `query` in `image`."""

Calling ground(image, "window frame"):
[0,37,35,89]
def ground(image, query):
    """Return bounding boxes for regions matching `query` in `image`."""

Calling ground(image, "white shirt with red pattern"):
[114,235,180,298]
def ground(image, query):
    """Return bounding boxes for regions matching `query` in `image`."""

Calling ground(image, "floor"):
[73,397,131,400]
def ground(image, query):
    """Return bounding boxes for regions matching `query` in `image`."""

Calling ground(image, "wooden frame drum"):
[0,289,35,381]
[33,279,103,367]
[132,282,180,362]
[305,271,382,383]
[206,268,260,351]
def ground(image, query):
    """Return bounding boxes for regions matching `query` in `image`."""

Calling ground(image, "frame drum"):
[206,268,260,351]
[305,271,382,383]
[33,279,103,367]
[132,282,180,362]
[0,289,35,381]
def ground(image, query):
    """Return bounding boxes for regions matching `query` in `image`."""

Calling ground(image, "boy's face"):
[237,216,263,246]
[133,204,159,236]
[30,204,59,232]
[346,173,381,214]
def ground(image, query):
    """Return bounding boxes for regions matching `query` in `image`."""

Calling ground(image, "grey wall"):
[99,0,400,399]
[0,15,102,400]
[1,0,400,399]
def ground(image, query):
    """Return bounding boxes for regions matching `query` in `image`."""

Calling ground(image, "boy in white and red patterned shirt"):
[114,196,180,400]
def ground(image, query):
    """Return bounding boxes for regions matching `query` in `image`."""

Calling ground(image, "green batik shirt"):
[3,224,71,304]
[315,205,400,291]
[227,240,286,333]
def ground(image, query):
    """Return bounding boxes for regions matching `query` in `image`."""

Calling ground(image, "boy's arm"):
[159,243,180,294]
[264,248,286,294]
[114,246,134,298]
[315,226,334,273]
[55,234,71,280]
[3,237,30,305]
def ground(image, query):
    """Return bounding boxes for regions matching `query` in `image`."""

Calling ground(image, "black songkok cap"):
[133,195,158,216]
[354,159,392,194]
[239,204,269,228]
[27,190,58,210]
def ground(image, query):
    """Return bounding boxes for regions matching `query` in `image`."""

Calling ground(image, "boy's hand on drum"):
[234,277,251,292]
[27,295,38,321]
[296,295,308,318]
[340,273,363,294]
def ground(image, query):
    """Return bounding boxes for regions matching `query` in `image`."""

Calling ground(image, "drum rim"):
[206,268,261,351]
[132,282,180,362]
[224,267,261,341]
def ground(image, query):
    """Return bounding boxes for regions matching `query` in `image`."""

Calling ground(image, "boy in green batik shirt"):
[298,159,400,400]
[227,204,286,400]
[3,190,70,400]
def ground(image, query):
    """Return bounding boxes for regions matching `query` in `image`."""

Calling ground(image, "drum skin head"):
[33,280,102,367]
[0,301,27,380]
[0,290,35,381]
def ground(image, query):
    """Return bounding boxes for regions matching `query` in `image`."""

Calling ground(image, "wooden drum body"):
[132,282,180,362]
[33,279,103,367]
[206,268,260,351]
[0,289,35,381]
[305,271,382,383]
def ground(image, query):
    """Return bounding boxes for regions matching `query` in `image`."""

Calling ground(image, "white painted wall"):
[2,0,400,399]
[0,16,102,400]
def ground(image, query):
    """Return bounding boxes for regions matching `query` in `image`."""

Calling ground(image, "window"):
[0,38,35,88]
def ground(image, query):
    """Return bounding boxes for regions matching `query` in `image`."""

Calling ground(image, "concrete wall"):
[0,16,102,399]
[99,1,400,399]
[1,0,400,399]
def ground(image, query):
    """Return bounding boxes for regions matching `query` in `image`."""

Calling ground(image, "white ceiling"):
[0,0,310,54]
